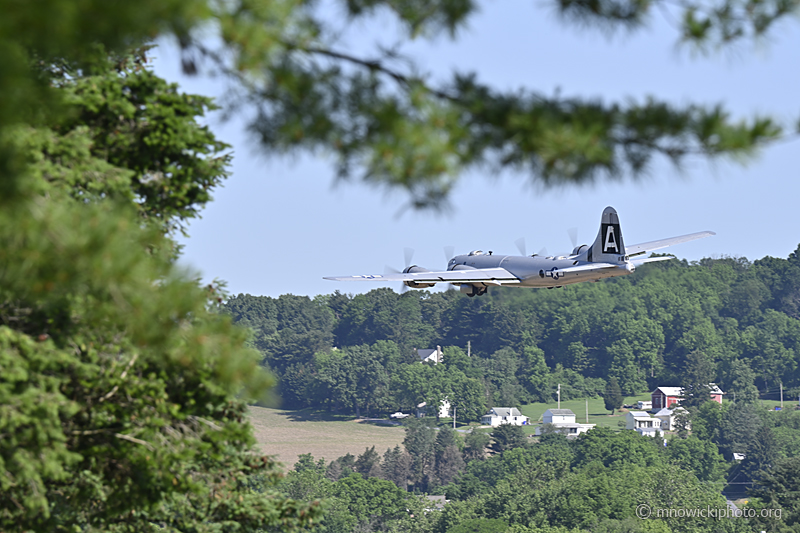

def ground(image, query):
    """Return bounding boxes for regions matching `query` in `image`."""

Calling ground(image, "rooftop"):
[545,409,575,416]
[488,407,523,417]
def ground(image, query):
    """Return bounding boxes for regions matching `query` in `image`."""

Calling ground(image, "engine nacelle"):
[572,244,589,255]
[403,265,435,288]
[459,284,487,297]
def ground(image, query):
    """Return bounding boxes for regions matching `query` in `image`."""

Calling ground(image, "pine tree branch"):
[114,433,155,450]
[301,46,458,102]
[99,353,139,403]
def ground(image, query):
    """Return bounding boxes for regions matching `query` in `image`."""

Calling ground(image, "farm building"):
[481,407,529,427]
[626,411,662,437]
[534,409,595,436]
[651,384,724,409]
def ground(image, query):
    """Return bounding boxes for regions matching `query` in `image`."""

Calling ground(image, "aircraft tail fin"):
[587,206,626,264]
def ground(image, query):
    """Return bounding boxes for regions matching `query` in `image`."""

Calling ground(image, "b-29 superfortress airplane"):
[324,207,715,297]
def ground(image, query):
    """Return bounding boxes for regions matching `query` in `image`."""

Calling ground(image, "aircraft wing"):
[324,267,520,285]
[626,231,716,257]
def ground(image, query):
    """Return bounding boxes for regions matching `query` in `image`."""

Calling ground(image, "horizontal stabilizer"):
[626,231,716,257]
[549,262,619,274]
[631,255,675,266]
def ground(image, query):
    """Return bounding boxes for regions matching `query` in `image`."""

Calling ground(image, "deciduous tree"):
[489,424,528,454]
[604,377,624,414]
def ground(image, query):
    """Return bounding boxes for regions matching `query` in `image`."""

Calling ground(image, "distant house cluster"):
[404,346,727,438]
[622,384,720,437]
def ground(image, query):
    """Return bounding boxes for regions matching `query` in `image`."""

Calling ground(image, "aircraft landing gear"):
[461,284,488,297]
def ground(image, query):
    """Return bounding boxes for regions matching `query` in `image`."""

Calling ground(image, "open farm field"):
[248,406,406,469]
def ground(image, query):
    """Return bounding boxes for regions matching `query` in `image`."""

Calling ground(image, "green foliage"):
[0,27,317,530]
[436,427,466,485]
[227,293,335,375]
[403,418,438,491]
[572,428,663,469]
[718,402,766,460]
[679,350,716,408]
[8,0,800,530]
[0,327,82,520]
[691,400,728,442]
[355,446,383,478]
[312,344,392,416]
[229,249,800,425]
[740,425,779,483]
[464,430,491,462]
[381,445,413,490]
[490,423,528,454]
[447,518,509,533]
[604,377,624,414]
[0,197,321,531]
[665,436,728,483]
[329,473,408,531]
[453,442,727,533]
[3,0,795,209]
[766,408,800,458]
[40,48,229,230]
[749,456,800,532]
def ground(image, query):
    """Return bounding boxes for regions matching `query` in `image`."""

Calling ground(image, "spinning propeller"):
[385,247,416,292]
[515,237,547,257]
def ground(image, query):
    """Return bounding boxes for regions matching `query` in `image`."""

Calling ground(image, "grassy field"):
[248,407,407,470]
[758,398,800,411]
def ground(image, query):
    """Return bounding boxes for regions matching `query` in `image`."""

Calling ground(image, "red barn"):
[652,387,683,410]
[651,384,724,409]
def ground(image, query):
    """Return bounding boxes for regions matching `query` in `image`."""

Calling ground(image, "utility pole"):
[780,382,784,409]
[557,384,561,410]
[467,340,471,358]
[453,406,456,429]
[585,398,589,423]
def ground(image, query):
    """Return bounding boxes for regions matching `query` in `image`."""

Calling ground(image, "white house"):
[418,346,443,364]
[625,411,662,437]
[543,409,575,424]
[481,407,529,427]
[423,495,449,511]
[534,409,595,436]
[654,407,690,431]
[416,399,451,418]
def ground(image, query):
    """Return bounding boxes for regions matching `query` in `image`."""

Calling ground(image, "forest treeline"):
[225,248,800,418]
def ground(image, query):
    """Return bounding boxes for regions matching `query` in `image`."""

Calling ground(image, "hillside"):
[227,249,800,421]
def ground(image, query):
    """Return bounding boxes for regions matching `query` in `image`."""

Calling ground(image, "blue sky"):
[152,3,800,298]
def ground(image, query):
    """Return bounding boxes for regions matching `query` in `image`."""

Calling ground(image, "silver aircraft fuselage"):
[447,252,634,288]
